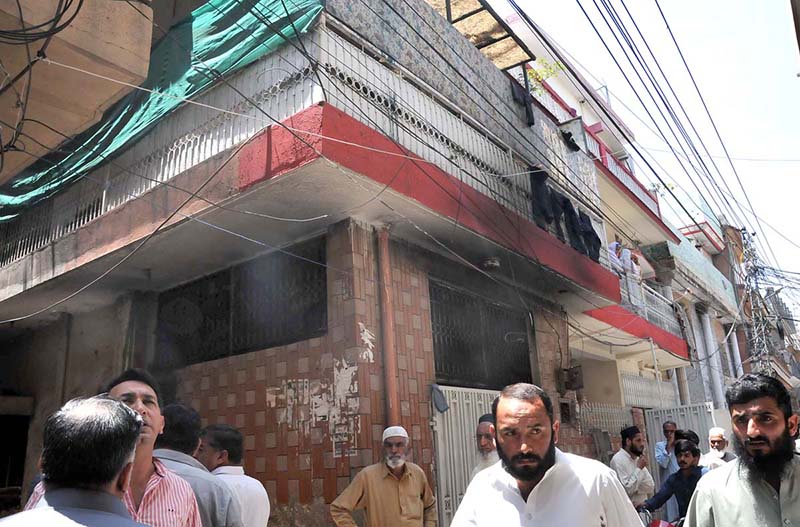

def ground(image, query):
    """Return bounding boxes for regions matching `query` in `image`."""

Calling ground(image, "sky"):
[522,0,800,309]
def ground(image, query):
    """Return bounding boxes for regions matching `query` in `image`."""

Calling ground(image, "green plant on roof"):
[526,58,564,96]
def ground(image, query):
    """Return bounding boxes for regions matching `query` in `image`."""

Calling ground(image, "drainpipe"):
[377,227,401,425]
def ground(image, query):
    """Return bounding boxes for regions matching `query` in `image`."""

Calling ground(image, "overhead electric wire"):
[584,0,746,244]
[653,0,781,269]
[607,0,770,267]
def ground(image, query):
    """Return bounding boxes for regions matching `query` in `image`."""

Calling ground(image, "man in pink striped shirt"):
[27,369,202,527]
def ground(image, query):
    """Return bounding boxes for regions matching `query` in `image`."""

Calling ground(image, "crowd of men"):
[4,369,800,527]
[1,369,269,527]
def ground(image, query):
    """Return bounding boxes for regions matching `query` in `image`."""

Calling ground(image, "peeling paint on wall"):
[358,322,376,363]
[264,358,361,457]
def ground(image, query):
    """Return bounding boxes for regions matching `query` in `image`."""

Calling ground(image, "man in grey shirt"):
[153,404,243,527]
[1,396,146,526]
[686,373,800,526]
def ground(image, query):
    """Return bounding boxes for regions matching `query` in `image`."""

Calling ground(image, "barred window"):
[156,238,327,368]
[430,280,533,389]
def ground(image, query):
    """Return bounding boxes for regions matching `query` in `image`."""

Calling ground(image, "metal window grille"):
[155,238,327,368]
[429,280,532,389]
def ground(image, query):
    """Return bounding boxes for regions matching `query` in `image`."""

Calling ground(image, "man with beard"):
[610,426,655,505]
[685,373,800,527]
[699,427,736,470]
[637,439,704,521]
[330,425,436,526]
[451,383,642,526]
[470,414,499,480]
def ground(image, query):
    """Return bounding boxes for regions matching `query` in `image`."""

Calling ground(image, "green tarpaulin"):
[0,0,323,221]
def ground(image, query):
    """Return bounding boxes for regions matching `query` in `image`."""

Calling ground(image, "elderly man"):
[153,404,243,527]
[610,425,654,505]
[26,369,201,527]
[686,373,800,526]
[330,425,436,527]
[655,420,680,521]
[699,427,736,470]
[1,397,145,526]
[470,414,499,480]
[451,383,642,526]
[195,424,270,527]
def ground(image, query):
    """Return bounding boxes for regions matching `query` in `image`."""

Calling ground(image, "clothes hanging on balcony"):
[528,166,553,229]
[578,210,602,262]
[549,190,566,242]
[559,194,588,256]
[510,77,536,126]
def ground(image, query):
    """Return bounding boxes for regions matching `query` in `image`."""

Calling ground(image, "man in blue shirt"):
[655,420,680,520]
[637,439,704,522]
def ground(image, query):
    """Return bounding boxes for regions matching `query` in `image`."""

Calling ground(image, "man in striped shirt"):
[27,369,202,527]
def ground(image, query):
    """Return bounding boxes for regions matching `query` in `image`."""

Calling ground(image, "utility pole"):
[742,229,772,374]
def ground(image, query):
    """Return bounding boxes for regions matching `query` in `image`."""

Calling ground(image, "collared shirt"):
[330,461,437,527]
[655,440,681,520]
[154,449,243,527]
[644,466,704,520]
[1,488,147,526]
[451,448,643,527]
[26,459,202,527]
[212,466,270,527]
[469,451,499,481]
[609,448,655,503]
[686,455,800,527]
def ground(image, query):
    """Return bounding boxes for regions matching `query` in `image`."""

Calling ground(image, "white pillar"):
[700,311,726,408]
[729,326,744,377]
[687,305,714,404]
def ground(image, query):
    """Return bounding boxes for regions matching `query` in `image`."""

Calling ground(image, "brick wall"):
[174,219,436,524]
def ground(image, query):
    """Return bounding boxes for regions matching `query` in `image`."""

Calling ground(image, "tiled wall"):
[174,219,436,521]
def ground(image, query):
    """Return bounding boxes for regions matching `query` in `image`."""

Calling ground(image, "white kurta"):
[609,448,655,503]
[212,466,270,527]
[451,448,643,527]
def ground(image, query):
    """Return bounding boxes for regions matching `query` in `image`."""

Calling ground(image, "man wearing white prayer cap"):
[330,425,437,526]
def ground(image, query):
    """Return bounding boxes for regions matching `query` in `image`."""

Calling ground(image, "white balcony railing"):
[0,20,611,275]
[619,274,682,337]
[531,86,574,124]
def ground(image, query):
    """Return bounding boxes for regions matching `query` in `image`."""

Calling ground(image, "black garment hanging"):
[578,210,602,262]
[528,167,553,229]
[549,190,566,242]
[510,77,536,126]
[559,195,588,255]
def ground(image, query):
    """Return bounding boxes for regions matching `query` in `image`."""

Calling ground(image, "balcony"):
[619,275,682,337]
[0,3,623,318]
[530,83,675,246]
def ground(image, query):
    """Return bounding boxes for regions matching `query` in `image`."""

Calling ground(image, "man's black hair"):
[42,397,141,489]
[492,383,554,425]
[155,404,201,454]
[662,420,677,431]
[673,439,700,458]
[725,373,793,420]
[202,424,244,465]
[675,429,700,446]
[478,413,495,425]
[621,425,641,447]
[105,368,162,405]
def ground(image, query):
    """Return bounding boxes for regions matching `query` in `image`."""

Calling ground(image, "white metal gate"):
[644,403,720,488]
[431,386,499,527]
